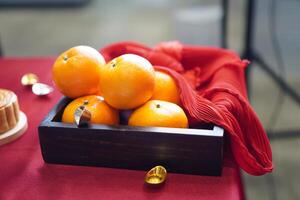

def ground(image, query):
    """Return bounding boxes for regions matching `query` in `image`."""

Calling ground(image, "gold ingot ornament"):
[145,166,167,185]
[21,73,39,86]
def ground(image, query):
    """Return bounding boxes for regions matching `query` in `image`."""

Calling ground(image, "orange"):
[52,46,106,98]
[128,100,188,128]
[151,70,180,105]
[99,54,155,109]
[62,95,119,125]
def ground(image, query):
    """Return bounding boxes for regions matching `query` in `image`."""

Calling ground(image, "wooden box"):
[38,98,224,176]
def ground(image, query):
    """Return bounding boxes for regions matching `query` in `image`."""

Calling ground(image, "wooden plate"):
[0,112,28,146]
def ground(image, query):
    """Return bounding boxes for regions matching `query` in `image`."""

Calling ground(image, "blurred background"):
[0,0,299,199]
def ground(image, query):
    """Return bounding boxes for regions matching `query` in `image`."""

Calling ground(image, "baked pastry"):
[0,89,20,134]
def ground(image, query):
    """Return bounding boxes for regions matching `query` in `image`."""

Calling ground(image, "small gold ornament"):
[145,166,167,185]
[21,73,39,86]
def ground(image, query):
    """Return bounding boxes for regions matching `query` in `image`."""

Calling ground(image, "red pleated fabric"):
[100,41,273,176]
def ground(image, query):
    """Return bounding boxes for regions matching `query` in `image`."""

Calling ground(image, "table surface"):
[0,57,244,200]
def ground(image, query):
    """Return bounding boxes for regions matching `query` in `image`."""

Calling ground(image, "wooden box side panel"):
[39,125,223,176]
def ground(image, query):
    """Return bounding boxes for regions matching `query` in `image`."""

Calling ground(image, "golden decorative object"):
[21,73,39,86]
[145,166,167,185]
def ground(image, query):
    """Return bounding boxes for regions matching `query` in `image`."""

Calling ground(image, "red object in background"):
[101,41,273,176]
[0,57,244,200]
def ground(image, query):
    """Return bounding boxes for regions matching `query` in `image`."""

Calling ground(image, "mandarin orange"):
[99,54,155,109]
[62,95,119,125]
[151,70,180,105]
[52,46,105,98]
[128,100,188,128]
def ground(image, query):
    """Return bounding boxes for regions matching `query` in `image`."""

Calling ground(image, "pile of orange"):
[52,45,188,128]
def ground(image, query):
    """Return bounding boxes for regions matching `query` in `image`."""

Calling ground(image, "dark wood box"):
[38,98,224,176]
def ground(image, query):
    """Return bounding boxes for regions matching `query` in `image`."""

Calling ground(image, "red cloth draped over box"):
[100,41,273,176]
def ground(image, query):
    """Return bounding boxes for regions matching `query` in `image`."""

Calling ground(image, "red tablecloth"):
[0,58,245,200]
